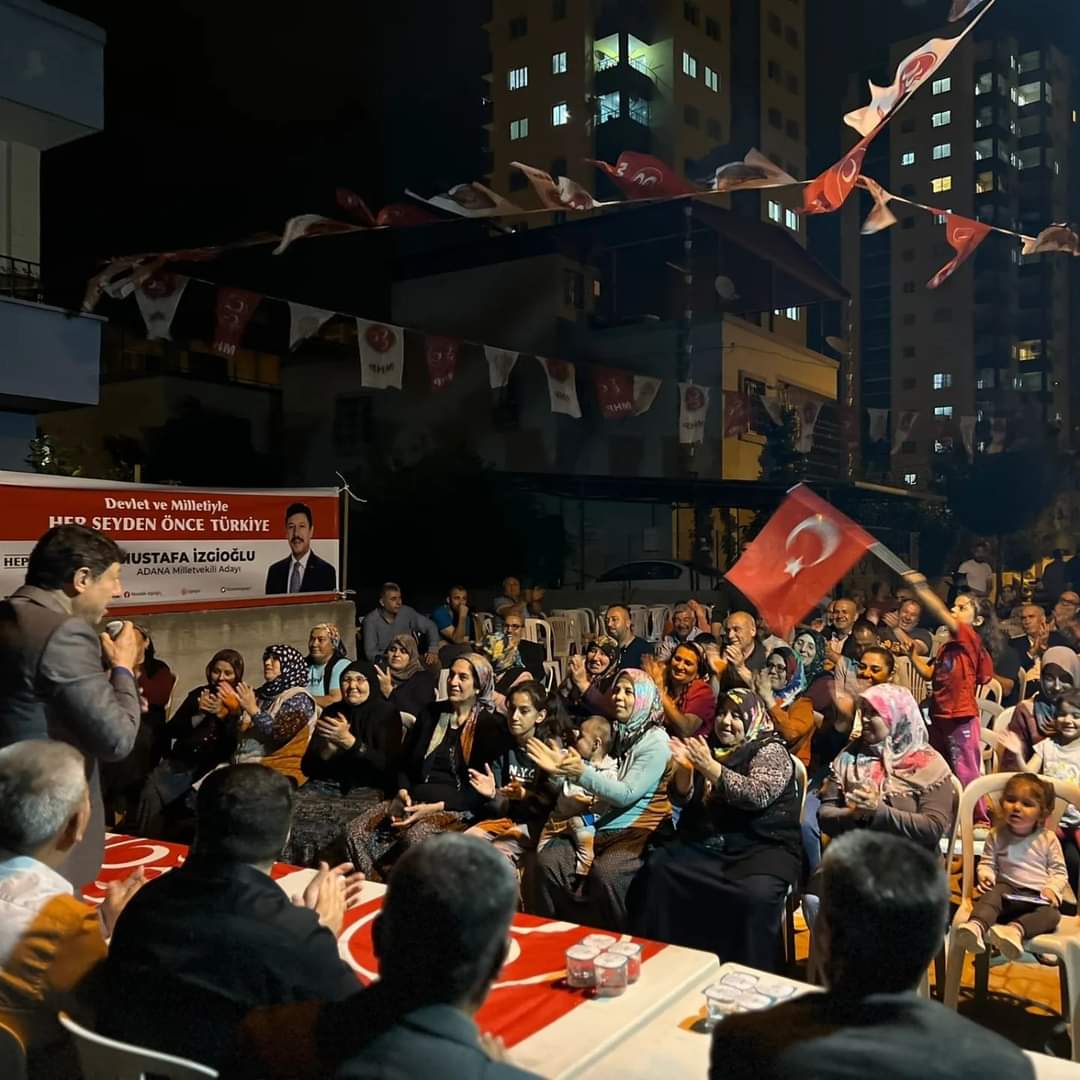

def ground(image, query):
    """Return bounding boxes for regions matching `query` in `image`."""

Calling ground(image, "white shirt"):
[959,559,993,596]
[0,854,74,965]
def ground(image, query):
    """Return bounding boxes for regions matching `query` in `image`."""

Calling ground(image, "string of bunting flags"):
[80,0,1079,318]
[130,266,827,449]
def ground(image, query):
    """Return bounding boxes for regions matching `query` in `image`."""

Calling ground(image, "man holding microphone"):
[0,524,142,889]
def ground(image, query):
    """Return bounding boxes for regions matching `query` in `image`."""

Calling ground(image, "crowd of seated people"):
[16,555,1080,1074]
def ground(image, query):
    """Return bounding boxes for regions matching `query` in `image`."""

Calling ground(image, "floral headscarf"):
[831,683,951,798]
[793,627,828,683]
[712,687,774,762]
[259,644,309,702]
[612,668,665,756]
[586,635,620,692]
[388,633,423,683]
[1032,647,1080,735]
[310,623,346,659]
[769,646,808,708]
[481,630,523,675]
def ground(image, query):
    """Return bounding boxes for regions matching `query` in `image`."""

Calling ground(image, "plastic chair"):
[977,697,1003,774]
[58,1012,218,1079]
[943,773,1080,1060]
[988,706,1017,773]
[628,605,649,640]
[548,616,572,663]
[646,605,671,644]
[524,618,555,663]
[473,612,494,639]
[0,1017,25,1080]
[551,611,585,653]
[543,661,561,694]
[437,667,449,700]
[978,678,1004,704]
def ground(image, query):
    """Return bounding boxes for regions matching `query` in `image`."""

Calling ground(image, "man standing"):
[0,525,142,889]
[958,541,994,600]
[655,602,704,662]
[825,598,859,652]
[361,582,440,665]
[1042,549,1071,603]
[265,502,337,595]
[710,832,1031,1080]
[604,604,651,671]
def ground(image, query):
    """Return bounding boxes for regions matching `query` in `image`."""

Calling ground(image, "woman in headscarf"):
[284,662,404,866]
[753,646,816,766]
[343,654,508,879]
[133,649,244,838]
[817,682,953,854]
[480,629,533,713]
[643,641,717,738]
[306,622,352,709]
[523,668,672,931]
[373,633,437,719]
[636,687,802,970]
[1002,646,1080,771]
[560,636,620,720]
[233,644,317,785]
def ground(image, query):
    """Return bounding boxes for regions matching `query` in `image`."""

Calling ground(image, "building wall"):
[0,138,39,263]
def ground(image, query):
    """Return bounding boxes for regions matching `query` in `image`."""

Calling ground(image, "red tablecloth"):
[90,835,665,1049]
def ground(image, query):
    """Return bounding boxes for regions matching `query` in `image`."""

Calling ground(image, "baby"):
[537,715,617,881]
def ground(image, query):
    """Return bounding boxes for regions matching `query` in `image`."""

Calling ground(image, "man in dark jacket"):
[97,765,361,1071]
[264,501,337,594]
[0,524,142,889]
[710,832,1033,1080]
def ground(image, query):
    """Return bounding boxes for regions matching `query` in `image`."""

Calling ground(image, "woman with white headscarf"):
[343,654,508,880]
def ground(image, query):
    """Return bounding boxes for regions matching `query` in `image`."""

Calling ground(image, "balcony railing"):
[0,256,43,303]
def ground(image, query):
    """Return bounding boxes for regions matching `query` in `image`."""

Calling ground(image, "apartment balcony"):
[0,286,103,412]
[0,0,104,149]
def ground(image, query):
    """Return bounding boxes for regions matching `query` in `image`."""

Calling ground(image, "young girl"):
[903,573,993,799]
[1000,688,1080,890]
[954,774,1067,960]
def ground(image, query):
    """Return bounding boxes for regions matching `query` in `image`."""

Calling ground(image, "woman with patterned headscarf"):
[524,668,672,931]
[480,628,532,713]
[343,653,508,880]
[233,644,317,785]
[559,635,621,720]
[753,645,817,767]
[636,687,802,970]
[372,633,437,720]
[306,623,352,709]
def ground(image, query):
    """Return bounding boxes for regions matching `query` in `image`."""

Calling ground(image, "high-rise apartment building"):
[847,20,1073,490]
[483,0,810,343]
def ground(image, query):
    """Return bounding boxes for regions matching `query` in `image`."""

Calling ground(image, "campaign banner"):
[0,473,340,612]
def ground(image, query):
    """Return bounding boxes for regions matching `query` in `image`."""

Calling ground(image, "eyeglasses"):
[505,623,524,631]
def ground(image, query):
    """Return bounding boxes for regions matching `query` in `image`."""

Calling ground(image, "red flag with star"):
[927,213,992,289]
[726,485,876,637]
[589,152,697,200]
[801,132,875,216]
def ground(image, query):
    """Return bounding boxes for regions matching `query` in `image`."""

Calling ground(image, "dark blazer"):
[97,855,358,1071]
[0,585,141,890]
[710,990,1033,1080]
[264,551,337,594]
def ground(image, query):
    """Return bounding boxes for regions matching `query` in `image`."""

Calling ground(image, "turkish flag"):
[723,391,751,437]
[589,152,697,200]
[374,202,441,227]
[927,213,992,289]
[592,367,660,419]
[802,132,874,216]
[211,288,261,358]
[335,188,376,226]
[726,485,876,637]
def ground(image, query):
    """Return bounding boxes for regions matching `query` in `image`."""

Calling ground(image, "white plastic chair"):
[543,660,561,694]
[398,711,417,731]
[437,667,449,700]
[58,1012,218,1079]
[978,678,1004,704]
[524,618,555,663]
[943,773,1080,1060]
[646,605,671,644]
[0,1017,25,1080]
[989,705,1018,773]
[551,610,585,653]
[780,755,808,969]
[548,616,572,663]
[473,612,494,639]
[628,605,649,640]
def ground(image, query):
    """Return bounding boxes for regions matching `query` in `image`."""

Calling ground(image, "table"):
[576,962,1080,1079]
[91,835,719,1078]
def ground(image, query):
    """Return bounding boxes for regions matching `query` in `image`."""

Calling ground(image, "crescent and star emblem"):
[784,514,841,578]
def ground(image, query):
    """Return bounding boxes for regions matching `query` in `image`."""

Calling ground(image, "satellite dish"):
[825,335,848,355]
[714,275,740,301]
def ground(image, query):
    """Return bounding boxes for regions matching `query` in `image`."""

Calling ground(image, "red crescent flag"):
[723,391,751,437]
[801,132,873,216]
[335,188,376,226]
[726,485,876,637]
[589,152,697,200]
[374,202,441,227]
[211,288,261,358]
[927,213,992,289]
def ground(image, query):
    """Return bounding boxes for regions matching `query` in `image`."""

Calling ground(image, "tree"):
[25,430,82,476]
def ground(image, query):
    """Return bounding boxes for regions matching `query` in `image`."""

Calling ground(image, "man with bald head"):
[827,598,859,651]
[705,610,767,692]
[1009,603,1068,683]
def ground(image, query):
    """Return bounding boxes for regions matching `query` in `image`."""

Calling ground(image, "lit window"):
[785,208,799,231]
[934,438,954,454]
[975,72,992,96]
[901,151,916,166]
[682,51,697,78]
[975,171,993,194]
[933,372,953,389]
[932,110,952,127]
[704,66,719,92]
[1017,340,1042,362]
[768,200,782,223]
[552,51,567,75]
[508,66,529,90]
[930,176,952,193]
[934,406,953,418]
[597,91,620,125]
[629,96,649,125]
[509,117,529,140]
[1017,82,1043,107]
[932,142,952,160]
[904,473,918,486]
[932,77,952,95]
[552,102,569,126]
